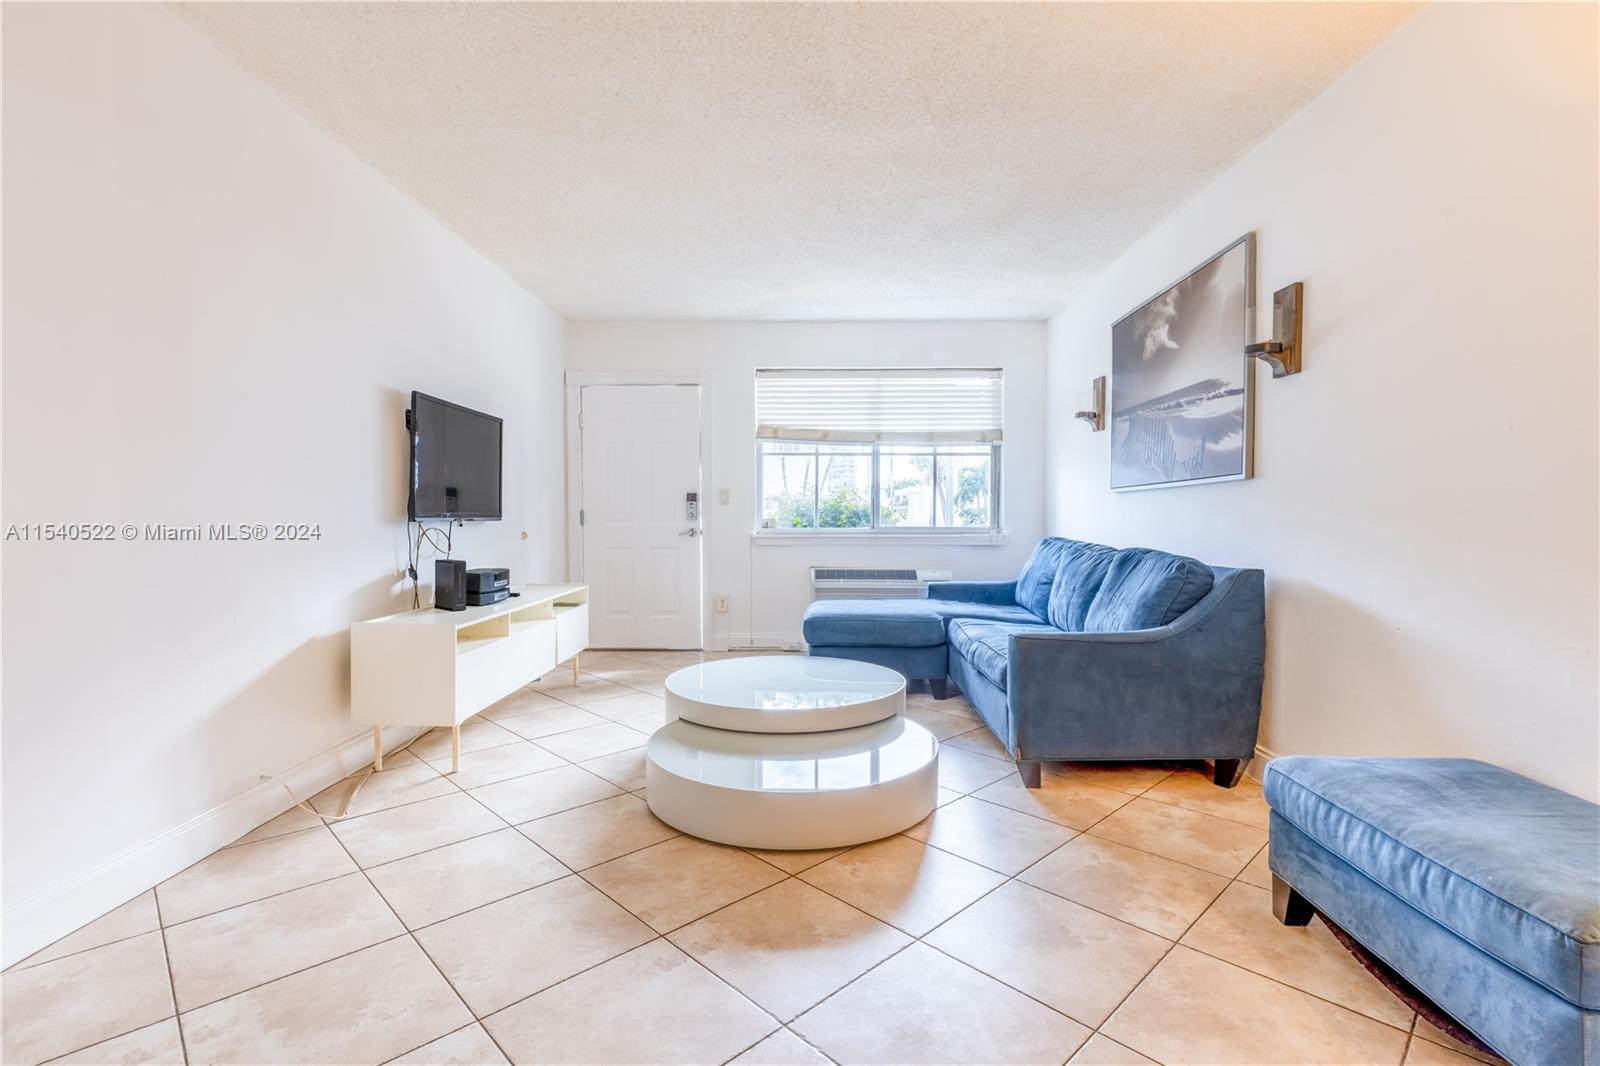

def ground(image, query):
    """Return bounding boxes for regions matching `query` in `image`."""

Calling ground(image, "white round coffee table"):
[664,655,907,733]
[645,656,939,850]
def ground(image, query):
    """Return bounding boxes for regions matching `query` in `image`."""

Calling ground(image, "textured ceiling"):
[180,2,1416,320]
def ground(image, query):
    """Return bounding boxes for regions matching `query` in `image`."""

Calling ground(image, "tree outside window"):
[760,442,996,531]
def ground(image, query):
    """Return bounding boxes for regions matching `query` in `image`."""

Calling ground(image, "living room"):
[2,4,1595,1066]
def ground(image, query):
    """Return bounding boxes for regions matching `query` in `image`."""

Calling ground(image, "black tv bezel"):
[407,390,504,522]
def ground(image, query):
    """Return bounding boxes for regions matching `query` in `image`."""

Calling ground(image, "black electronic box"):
[433,559,467,611]
[465,567,510,594]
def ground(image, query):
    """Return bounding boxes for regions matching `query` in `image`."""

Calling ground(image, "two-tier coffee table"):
[644,656,939,850]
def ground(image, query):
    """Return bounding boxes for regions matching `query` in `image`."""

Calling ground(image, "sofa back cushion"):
[1045,541,1118,632]
[1013,537,1074,621]
[1083,548,1214,632]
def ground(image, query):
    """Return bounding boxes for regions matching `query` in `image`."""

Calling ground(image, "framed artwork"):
[1110,233,1255,491]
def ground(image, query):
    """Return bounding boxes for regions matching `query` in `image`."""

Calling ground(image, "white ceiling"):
[180,2,1415,321]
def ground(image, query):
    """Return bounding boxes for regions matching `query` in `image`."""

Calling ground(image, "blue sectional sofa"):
[802,536,1265,788]
[1265,756,1600,1066]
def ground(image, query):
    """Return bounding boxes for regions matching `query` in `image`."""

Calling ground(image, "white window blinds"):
[755,368,1003,444]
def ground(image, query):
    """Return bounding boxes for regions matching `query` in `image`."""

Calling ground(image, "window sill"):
[750,531,1008,547]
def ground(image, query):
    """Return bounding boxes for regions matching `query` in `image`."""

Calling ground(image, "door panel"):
[580,385,702,648]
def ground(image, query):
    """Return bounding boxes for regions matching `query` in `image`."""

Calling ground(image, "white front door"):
[579,384,703,649]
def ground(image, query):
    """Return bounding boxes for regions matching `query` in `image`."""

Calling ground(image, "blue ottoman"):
[1264,756,1600,1065]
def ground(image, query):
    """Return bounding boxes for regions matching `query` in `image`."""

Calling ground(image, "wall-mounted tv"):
[408,391,503,521]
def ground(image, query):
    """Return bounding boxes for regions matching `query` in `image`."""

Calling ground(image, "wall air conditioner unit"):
[808,567,954,602]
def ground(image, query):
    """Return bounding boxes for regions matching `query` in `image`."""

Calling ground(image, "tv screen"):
[408,392,503,520]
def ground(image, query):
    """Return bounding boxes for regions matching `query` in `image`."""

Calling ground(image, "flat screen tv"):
[408,391,503,521]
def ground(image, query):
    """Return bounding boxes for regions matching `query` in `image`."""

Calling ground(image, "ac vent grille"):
[807,566,954,604]
[811,568,919,581]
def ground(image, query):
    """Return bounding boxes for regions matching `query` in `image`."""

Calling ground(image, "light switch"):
[718,488,730,505]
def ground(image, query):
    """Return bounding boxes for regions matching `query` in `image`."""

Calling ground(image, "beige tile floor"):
[2,649,1507,1066]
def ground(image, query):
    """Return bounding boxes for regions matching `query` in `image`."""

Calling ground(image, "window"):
[756,369,1002,533]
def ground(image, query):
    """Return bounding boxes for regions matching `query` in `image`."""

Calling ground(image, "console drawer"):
[555,602,589,662]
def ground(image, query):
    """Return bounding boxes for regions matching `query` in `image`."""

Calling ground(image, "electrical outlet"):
[715,594,729,613]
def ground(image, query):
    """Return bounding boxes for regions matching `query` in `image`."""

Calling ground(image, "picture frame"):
[1109,233,1256,491]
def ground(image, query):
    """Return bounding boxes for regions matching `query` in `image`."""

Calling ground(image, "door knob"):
[678,528,700,537]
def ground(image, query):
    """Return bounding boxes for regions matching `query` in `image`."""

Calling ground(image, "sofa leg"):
[1016,760,1043,789]
[1212,758,1246,788]
[928,678,948,700]
[1272,874,1315,926]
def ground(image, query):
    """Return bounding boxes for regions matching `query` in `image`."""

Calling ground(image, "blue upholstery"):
[802,598,1041,648]
[803,537,1265,779]
[805,643,948,684]
[1082,547,1214,632]
[928,580,1017,606]
[947,619,1058,690]
[1007,567,1264,762]
[1013,537,1074,620]
[1266,757,1600,1065]
[1044,540,1117,632]
[1265,757,1600,1011]
[949,637,1013,753]
[803,600,944,647]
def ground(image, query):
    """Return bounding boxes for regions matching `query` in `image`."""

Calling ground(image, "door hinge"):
[579,509,585,526]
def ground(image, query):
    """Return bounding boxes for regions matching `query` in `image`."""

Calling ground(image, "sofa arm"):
[1006,569,1265,761]
[927,580,1018,606]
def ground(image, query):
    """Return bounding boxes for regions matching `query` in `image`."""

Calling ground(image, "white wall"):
[566,321,1046,648]
[1044,4,1598,800]
[1,3,566,963]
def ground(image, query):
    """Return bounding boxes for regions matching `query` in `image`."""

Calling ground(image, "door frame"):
[564,370,713,651]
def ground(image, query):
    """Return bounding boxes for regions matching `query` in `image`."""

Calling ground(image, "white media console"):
[351,583,589,772]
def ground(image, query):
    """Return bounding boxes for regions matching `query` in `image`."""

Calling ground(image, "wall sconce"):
[1075,376,1105,431]
[1246,282,1304,378]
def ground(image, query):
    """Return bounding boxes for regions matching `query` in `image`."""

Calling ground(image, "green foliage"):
[955,465,989,526]
[766,493,814,528]
[766,487,870,528]
[762,447,991,529]
[819,487,869,528]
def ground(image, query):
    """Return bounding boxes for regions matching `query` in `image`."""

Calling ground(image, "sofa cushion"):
[1083,547,1213,632]
[1045,541,1118,632]
[1014,537,1075,621]
[1264,756,1600,1010]
[947,618,1059,690]
[802,598,1039,649]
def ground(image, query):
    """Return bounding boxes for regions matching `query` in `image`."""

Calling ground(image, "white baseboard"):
[1246,743,1279,783]
[736,632,804,651]
[1,724,423,969]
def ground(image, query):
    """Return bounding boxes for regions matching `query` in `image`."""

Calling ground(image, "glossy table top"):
[665,655,905,733]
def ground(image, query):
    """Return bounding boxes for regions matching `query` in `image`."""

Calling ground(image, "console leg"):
[1273,874,1314,926]
[572,653,581,686]
[1016,760,1043,789]
[373,726,383,772]
[1213,758,1246,788]
[451,724,461,775]
[928,678,948,700]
